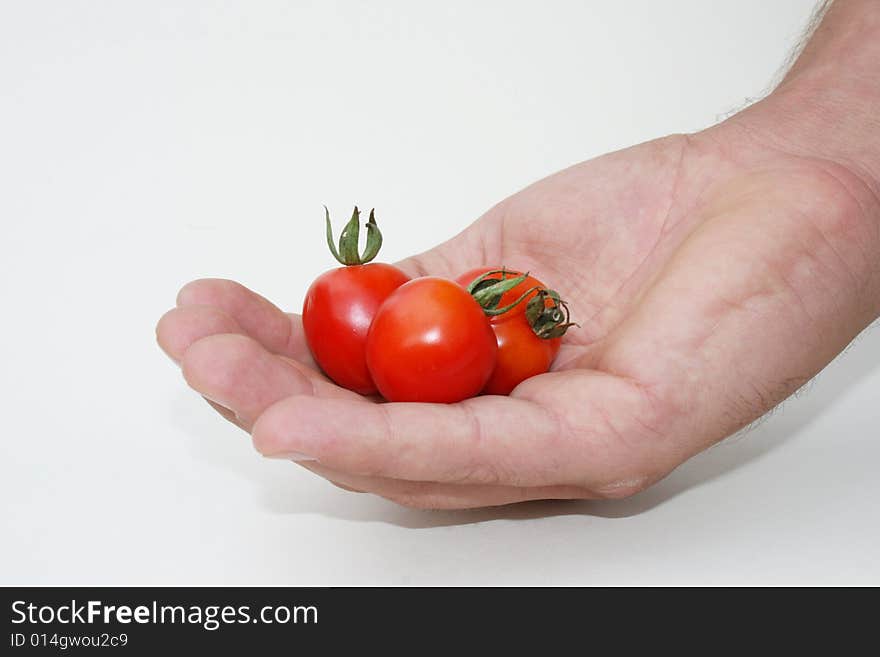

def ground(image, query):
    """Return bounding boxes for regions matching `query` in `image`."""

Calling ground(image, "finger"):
[159,304,333,396]
[181,333,363,429]
[297,461,592,509]
[156,305,242,363]
[176,278,314,365]
[156,305,252,431]
[252,369,668,490]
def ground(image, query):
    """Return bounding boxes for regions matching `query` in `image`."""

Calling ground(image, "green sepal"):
[338,206,361,265]
[324,206,342,263]
[360,209,383,264]
[469,270,526,311]
[467,268,540,316]
[323,205,385,266]
[526,289,578,339]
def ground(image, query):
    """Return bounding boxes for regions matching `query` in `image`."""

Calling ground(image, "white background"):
[3,0,878,585]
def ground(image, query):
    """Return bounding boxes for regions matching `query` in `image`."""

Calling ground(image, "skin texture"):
[156,0,880,509]
[455,268,562,396]
[302,263,409,395]
[365,277,498,403]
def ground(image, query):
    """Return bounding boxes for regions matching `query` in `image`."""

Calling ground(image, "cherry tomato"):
[456,268,567,395]
[365,277,498,403]
[302,207,409,395]
[304,263,408,394]
[479,313,561,395]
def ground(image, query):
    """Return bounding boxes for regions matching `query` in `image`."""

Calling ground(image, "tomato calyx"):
[525,289,578,339]
[465,268,578,338]
[466,268,540,316]
[324,205,383,265]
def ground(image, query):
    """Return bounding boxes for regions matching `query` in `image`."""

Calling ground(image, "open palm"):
[157,113,879,508]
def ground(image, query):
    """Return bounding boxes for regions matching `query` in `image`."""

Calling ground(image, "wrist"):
[718,0,880,203]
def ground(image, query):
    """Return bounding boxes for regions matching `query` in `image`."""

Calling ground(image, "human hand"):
[156,1,880,509]
[156,111,879,508]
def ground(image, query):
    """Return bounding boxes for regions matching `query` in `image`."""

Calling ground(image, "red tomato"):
[456,267,563,395]
[480,315,561,395]
[365,277,498,403]
[303,263,409,394]
[302,206,409,395]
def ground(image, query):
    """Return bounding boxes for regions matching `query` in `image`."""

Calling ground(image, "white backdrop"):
[3,0,878,585]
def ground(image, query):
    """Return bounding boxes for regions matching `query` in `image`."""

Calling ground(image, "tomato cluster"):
[302,207,575,403]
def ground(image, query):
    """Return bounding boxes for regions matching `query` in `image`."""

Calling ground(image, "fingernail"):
[266,451,318,462]
[200,392,228,407]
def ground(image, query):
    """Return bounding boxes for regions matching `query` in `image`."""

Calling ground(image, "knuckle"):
[177,277,237,306]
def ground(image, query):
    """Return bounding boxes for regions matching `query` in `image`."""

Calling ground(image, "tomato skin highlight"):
[456,267,562,395]
[365,277,498,403]
[303,263,409,395]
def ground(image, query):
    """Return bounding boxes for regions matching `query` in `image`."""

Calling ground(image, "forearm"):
[731,0,880,196]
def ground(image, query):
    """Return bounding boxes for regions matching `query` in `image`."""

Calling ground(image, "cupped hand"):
[156,113,880,509]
